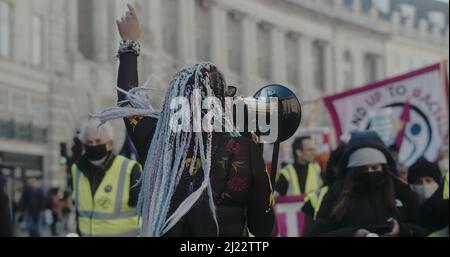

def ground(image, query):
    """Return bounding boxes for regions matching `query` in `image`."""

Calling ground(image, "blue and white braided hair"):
[91,62,239,236]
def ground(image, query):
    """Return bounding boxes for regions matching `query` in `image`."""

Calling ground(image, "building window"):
[161,0,178,58]
[78,0,94,59]
[227,11,243,74]
[257,22,272,81]
[364,53,380,83]
[313,41,326,91]
[286,32,299,87]
[343,50,354,88]
[108,3,119,57]
[0,1,11,57]
[31,15,43,66]
[30,96,48,126]
[195,0,211,61]
[0,88,8,119]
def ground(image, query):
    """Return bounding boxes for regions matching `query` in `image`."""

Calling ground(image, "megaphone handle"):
[270,142,280,187]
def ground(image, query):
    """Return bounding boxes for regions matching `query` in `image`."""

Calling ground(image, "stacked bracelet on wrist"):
[117,40,141,57]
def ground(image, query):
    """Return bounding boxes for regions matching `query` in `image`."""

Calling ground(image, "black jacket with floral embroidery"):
[117,53,274,237]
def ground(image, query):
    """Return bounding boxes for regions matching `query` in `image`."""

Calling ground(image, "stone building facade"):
[0,0,448,187]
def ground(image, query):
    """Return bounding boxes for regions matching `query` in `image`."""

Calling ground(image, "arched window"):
[195,0,211,61]
[286,32,300,87]
[161,0,178,58]
[227,11,243,74]
[0,1,11,57]
[78,0,94,59]
[343,50,354,89]
[364,53,381,83]
[313,40,326,91]
[31,15,43,66]
[257,22,272,81]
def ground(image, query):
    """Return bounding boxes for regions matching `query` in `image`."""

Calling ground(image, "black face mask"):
[84,144,109,161]
[353,172,386,194]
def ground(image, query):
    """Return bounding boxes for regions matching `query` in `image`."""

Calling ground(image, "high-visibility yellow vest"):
[305,186,329,220]
[443,171,449,200]
[429,227,449,237]
[277,163,322,196]
[429,171,449,237]
[71,155,140,237]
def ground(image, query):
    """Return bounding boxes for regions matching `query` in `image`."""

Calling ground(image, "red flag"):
[395,101,411,150]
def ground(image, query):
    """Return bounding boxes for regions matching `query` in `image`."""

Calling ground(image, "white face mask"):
[411,183,439,204]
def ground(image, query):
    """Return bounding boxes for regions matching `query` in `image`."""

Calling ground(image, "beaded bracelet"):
[117,40,141,57]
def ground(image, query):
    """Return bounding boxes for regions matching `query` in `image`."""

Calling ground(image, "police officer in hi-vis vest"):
[71,119,141,237]
[275,136,323,196]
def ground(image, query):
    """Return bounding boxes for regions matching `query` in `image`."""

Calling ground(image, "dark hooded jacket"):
[420,174,449,232]
[311,131,425,237]
[117,53,274,237]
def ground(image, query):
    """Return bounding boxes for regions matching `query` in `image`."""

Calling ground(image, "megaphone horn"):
[240,84,302,186]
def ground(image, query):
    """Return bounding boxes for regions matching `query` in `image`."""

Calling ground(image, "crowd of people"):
[0,177,73,237]
[276,132,448,237]
[0,3,448,238]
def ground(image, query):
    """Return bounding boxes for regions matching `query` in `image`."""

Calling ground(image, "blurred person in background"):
[48,188,61,236]
[20,178,45,237]
[311,131,424,237]
[302,143,347,236]
[0,175,13,237]
[408,158,442,205]
[421,171,449,237]
[397,164,409,184]
[275,136,323,197]
[388,144,408,183]
[60,189,72,232]
[437,144,449,177]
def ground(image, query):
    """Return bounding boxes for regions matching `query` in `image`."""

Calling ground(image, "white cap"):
[347,147,387,168]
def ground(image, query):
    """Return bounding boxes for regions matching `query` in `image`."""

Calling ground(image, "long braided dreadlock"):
[92,62,239,236]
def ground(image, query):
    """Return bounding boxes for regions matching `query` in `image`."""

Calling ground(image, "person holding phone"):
[311,131,424,237]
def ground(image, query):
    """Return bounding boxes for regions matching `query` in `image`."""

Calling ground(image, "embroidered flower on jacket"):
[227,176,247,192]
[226,139,240,154]
[218,157,245,174]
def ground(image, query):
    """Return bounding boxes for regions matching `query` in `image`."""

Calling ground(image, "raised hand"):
[116,3,141,41]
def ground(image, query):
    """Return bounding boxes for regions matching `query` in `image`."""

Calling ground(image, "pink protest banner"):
[274,195,305,237]
[324,62,449,166]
